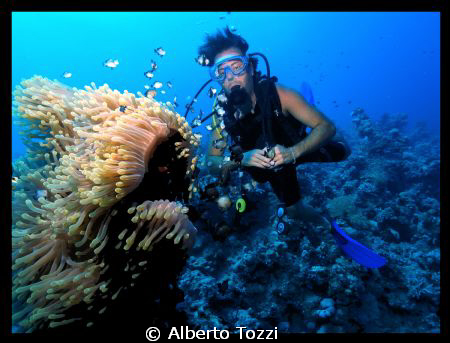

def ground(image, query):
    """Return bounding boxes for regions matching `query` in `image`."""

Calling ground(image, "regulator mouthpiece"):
[228,85,249,106]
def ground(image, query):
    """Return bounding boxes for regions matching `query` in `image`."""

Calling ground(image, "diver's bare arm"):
[276,84,336,158]
[293,123,335,158]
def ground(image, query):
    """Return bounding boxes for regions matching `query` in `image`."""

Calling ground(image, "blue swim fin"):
[331,220,387,268]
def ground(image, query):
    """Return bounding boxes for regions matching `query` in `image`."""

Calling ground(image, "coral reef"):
[12,77,439,334]
[178,108,440,333]
[12,76,200,332]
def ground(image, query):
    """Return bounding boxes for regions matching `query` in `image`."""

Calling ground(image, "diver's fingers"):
[272,152,286,165]
[254,151,272,164]
[242,149,271,168]
[254,154,272,168]
[254,149,269,159]
[253,160,271,169]
[253,154,270,163]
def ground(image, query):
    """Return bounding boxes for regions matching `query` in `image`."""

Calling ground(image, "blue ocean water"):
[11,12,441,334]
[12,12,440,160]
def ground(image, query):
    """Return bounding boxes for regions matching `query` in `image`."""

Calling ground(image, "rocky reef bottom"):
[178,110,440,333]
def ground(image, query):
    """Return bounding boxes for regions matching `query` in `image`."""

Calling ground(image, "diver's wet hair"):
[198,26,248,62]
[198,26,259,78]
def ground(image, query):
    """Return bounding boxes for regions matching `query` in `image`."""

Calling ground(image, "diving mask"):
[209,55,249,82]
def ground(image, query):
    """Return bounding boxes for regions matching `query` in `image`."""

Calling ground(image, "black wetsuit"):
[223,77,350,207]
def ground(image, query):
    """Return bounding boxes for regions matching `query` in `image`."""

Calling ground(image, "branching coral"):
[12,76,200,332]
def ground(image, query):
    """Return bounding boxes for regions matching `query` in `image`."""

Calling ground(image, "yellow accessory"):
[211,90,223,139]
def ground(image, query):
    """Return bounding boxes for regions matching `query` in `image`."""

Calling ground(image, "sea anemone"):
[12,76,200,332]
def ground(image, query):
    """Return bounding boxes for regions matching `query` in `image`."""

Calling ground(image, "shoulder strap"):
[256,76,279,148]
[270,80,283,117]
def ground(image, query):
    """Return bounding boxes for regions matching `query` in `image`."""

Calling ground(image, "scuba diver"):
[190,27,386,268]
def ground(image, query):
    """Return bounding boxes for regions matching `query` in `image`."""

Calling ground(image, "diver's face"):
[214,48,254,96]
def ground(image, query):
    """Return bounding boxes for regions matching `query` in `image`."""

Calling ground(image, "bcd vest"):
[222,76,307,151]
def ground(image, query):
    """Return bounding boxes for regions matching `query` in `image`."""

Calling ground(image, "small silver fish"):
[160,90,166,94]
[150,60,158,72]
[216,107,225,116]
[145,89,157,98]
[173,97,178,107]
[144,85,150,89]
[206,125,213,131]
[167,81,173,88]
[230,26,237,32]
[215,103,225,111]
[213,139,227,150]
[154,47,166,57]
[104,59,119,69]
[152,81,163,89]
[217,93,227,103]
[144,71,154,79]
[208,87,217,98]
[195,54,210,66]
[192,118,202,127]
[62,71,72,78]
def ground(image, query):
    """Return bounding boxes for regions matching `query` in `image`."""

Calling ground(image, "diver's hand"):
[241,149,272,169]
[271,144,296,167]
[220,161,239,185]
